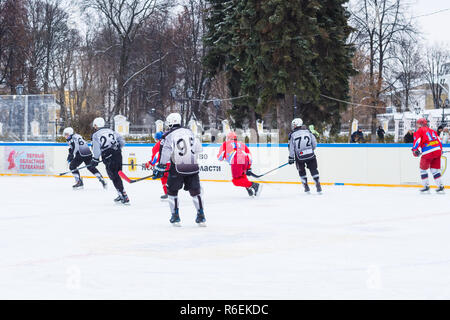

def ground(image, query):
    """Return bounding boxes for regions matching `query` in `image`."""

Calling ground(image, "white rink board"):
[1,143,449,186]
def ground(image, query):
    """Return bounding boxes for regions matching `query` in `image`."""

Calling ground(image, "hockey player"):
[90,117,130,204]
[412,118,444,193]
[217,131,262,197]
[63,127,107,190]
[288,118,322,194]
[153,113,205,226]
[145,131,170,200]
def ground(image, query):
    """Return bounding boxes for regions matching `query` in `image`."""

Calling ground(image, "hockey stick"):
[247,162,289,178]
[59,160,103,176]
[119,170,168,184]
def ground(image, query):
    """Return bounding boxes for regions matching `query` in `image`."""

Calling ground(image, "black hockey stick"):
[247,162,289,178]
[119,170,168,184]
[59,160,103,176]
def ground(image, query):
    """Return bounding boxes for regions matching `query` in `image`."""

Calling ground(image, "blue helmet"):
[155,131,164,141]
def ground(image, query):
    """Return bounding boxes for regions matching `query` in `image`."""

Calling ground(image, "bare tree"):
[349,0,416,138]
[423,45,450,109]
[81,0,172,120]
[390,39,424,112]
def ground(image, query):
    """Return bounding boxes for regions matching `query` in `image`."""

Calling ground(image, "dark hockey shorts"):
[166,166,201,195]
[296,156,318,177]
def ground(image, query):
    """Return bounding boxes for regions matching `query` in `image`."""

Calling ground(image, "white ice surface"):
[1,176,450,299]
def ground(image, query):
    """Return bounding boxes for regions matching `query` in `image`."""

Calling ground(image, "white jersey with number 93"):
[160,127,202,174]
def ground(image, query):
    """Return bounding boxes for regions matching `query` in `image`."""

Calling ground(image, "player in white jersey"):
[153,113,206,226]
[90,117,129,204]
[63,127,107,190]
[288,118,322,194]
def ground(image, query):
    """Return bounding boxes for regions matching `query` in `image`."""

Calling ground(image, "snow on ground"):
[1,176,450,299]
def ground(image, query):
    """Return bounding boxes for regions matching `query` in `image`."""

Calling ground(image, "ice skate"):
[72,179,84,190]
[419,185,430,193]
[303,183,310,194]
[195,209,206,227]
[251,182,262,197]
[98,177,107,189]
[120,192,130,205]
[316,182,322,194]
[246,187,254,197]
[436,185,445,194]
[170,209,181,227]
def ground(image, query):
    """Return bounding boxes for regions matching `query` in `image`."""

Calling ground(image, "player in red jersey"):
[412,118,444,193]
[217,131,262,197]
[145,131,170,200]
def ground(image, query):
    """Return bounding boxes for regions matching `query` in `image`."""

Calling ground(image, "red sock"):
[232,176,252,188]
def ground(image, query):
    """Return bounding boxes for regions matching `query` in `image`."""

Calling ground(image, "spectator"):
[351,128,365,143]
[404,130,414,143]
[441,128,449,144]
[377,125,385,142]
[309,125,320,140]
[437,125,444,137]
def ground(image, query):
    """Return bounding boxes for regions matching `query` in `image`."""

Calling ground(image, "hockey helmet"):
[155,131,164,141]
[93,117,105,129]
[166,113,182,128]
[416,118,428,127]
[226,131,237,141]
[63,127,74,138]
[291,118,303,129]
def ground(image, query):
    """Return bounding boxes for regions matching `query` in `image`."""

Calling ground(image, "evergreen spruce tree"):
[204,0,354,136]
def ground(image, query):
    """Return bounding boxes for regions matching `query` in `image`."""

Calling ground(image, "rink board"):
[0,142,449,187]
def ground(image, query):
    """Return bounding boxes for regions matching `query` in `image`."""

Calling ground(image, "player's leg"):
[160,170,169,200]
[106,152,128,203]
[84,155,107,189]
[185,174,206,226]
[296,160,309,193]
[69,155,84,189]
[306,157,321,193]
[166,167,183,225]
[430,154,444,192]
[419,156,431,192]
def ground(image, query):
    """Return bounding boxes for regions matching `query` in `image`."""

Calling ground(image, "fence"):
[1,142,449,187]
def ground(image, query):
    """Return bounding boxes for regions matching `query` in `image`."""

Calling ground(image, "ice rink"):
[1,176,450,299]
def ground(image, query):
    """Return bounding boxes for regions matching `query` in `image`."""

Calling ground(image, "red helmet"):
[416,118,428,126]
[226,131,237,141]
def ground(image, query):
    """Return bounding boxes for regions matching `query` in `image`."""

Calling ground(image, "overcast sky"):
[412,0,450,45]
[67,0,450,46]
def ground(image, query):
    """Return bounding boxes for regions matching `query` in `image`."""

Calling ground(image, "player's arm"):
[193,136,203,154]
[116,132,125,149]
[311,133,317,150]
[91,133,101,162]
[217,142,226,161]
[412,130,422,157]
[288,133,295,164]
[67,140,75,162]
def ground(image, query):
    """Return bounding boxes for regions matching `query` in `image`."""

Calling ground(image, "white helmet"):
[63,127,74,137]
[291,118,303,129]
[166,113,182,128]
[93,117,105,129]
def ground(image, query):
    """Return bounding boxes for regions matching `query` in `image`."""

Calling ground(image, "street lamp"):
[442,98,450,127]
[213,99,221,129]
[169,87,194,127]
[15,84,28,141]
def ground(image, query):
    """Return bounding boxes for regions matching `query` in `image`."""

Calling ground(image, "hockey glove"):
[145,161,152,170]
[152,164,166,180]
[90,158,99,167]
[288,157,295,165]
[67,154,74,163]
[412,150,421,157]
[246,169,253,176]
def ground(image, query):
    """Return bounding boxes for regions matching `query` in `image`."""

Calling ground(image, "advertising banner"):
[4,145,54,174]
